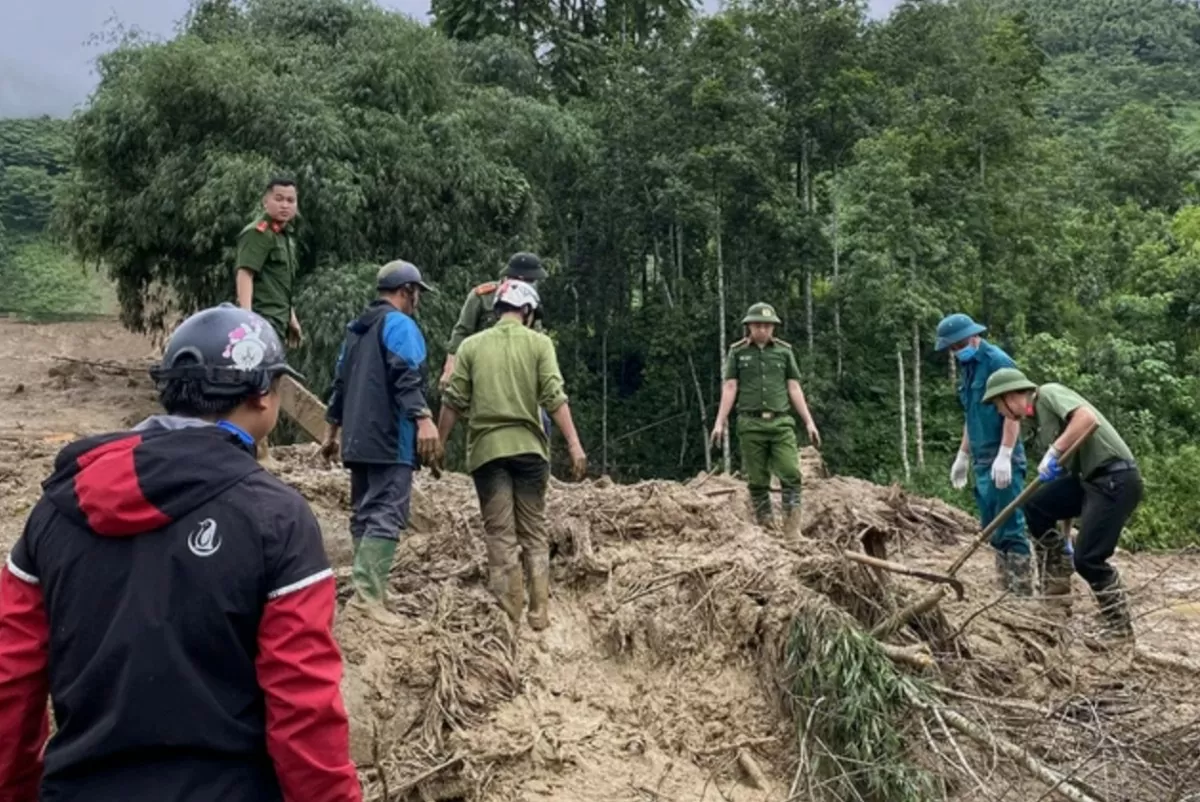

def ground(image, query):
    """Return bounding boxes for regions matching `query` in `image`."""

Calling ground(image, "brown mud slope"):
[2,319,1200,802]
[274,446,1200,802]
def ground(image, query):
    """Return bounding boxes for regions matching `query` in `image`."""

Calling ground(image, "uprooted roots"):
[271,445,1200,802]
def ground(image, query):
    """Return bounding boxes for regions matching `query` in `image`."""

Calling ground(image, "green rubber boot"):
[352,535,398,604]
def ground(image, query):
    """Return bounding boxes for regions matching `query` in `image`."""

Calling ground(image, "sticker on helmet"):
[223,322,268,370]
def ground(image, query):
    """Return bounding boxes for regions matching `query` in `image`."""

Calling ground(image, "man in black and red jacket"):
[0,304,361,802]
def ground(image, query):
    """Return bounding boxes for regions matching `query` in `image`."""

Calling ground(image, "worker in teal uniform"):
[935,313,1032,594]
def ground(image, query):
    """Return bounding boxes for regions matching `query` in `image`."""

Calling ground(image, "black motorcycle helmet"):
[150,304,302,402]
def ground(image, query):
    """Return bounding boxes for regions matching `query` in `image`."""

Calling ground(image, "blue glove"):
[1038,446,1064,482]
[540,408,552,438]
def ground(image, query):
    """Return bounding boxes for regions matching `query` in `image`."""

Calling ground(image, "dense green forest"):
[0,118,114,318]
[4,0,1200,547]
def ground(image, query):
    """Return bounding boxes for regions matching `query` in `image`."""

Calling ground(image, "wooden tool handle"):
[944,420,1099,577]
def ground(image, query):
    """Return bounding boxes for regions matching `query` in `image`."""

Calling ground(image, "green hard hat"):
[742,302,782,325]
[982,367,1038,403]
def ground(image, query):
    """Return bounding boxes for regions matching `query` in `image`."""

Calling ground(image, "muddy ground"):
[2,317,1199,802]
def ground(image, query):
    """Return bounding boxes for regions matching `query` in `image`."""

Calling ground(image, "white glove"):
[991,445,1013,490]
[950,449,970,490]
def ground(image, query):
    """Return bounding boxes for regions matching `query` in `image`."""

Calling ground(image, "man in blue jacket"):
[321,261,442,612]
[935,313,1032,595]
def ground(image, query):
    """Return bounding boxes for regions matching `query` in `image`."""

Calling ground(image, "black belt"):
[1087,459,1137,481]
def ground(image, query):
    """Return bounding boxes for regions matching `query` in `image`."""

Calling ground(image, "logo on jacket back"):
[187,518,222,557]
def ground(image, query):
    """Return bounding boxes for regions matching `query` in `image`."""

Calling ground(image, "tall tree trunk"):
[602,326,609,476]
[832,181,843,382]
[897,343,911,483]
[801,137,814,353]
[658,236,712,471]
[675,218,684,304]
[716,199,730,473]
[913,320,925,471]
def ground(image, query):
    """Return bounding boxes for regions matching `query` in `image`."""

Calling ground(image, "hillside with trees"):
[5,0,1199,546]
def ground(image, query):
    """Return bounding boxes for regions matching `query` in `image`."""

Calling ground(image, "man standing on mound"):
[322,261,442,618]
[934,312,1031,595]
[439,252,554,438]
[0,304,359,801]
[711,302,820,536]
[438,280,587,630]
[983,367,1142,644]
[235,176,304,464]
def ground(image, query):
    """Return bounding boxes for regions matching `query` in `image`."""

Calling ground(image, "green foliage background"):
[5,0,1200,553]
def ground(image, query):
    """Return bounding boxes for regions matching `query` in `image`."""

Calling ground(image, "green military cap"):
[505,252,548,281]
[982,367,1038,403]
[742,302,782,325]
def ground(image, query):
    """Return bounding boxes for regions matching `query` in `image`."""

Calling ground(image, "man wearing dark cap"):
[438,252,548,390]
[321,261,442,616]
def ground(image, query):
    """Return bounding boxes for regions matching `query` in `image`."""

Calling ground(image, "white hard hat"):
[495,279,541,311]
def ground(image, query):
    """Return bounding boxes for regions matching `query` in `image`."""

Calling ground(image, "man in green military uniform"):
[711,303,821,534]
[234,177,303,463]
[236,177,302,348]
[983,368,1143,643]
[439,252,548,389]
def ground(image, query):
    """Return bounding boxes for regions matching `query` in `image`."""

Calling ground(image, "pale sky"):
[0,0,902,118]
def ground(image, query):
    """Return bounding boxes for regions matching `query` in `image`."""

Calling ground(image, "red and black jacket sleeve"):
[255,496,360,802]
[0,534,51,802]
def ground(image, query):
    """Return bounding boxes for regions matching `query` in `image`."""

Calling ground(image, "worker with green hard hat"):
[982,367,1142,644]
[711,302,820,536]
[935,312,1031,595]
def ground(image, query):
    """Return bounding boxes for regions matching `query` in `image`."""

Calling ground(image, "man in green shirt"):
[983,368,1143,643]
[236,177,302,348]
[711,302,821,535]
[438,280,587,631]
[235,177,303,464]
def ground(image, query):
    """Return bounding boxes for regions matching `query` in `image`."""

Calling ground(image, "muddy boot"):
[489,564,526,624]
[993,551,1031,596]
[751,491,775,529]
[1007,552,1033,597]
[1036,531,1073,608]
[993,550,1010,593]
[1092,571,1134,645]
[524,552,551,631]
[347,536,403,625]
[352,536,397,603]
[781,487,802,539]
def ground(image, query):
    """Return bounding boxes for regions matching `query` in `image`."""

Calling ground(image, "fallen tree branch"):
[843,550,965,599]
[880,641,935,670]
[736,748,770,790]
[1135,646,1200,674]
[387,755,464,800]
[913,699,1105,802]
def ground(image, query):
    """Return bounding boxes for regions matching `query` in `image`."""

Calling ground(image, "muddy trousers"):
[1024,468,1143,591]
[472,454,551,628]
[737,415,801,524]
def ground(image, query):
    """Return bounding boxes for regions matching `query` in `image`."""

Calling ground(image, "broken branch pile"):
[269,445,1200,802]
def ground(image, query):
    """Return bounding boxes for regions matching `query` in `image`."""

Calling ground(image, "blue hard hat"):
[934,313,986,351]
